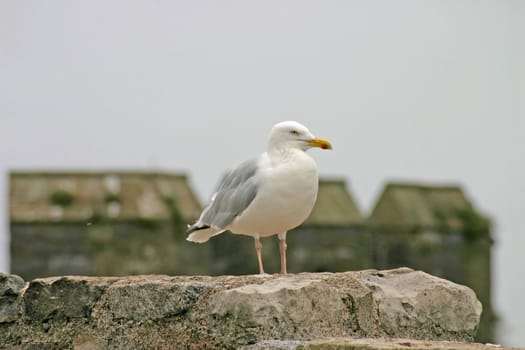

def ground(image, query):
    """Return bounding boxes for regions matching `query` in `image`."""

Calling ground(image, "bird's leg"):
[254,235,265,275]
[278,232,287,275]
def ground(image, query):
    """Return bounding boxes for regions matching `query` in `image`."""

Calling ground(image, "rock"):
[358,268,482,340]
[73,333,107,350]
[209,275,351,344]
[102,277,213,321]
[245,338,514,350]
[0,269,489,349]
[208,273,383,344]
[209,269,481,345]
[0,273,25,323]
[24,276,117,321]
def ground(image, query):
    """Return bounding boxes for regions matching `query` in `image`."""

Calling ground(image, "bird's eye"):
[290,130,299,136]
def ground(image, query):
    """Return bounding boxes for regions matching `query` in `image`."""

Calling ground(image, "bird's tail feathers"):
[186,224,225,243]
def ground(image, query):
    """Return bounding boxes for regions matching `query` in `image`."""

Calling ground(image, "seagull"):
[186,121,332,275]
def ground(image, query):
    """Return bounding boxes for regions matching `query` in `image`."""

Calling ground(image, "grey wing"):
[196,158,259,230]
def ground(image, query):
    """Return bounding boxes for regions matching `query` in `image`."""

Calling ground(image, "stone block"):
[0,273,25,323]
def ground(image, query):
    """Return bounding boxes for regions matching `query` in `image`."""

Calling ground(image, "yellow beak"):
[307,137,332,150]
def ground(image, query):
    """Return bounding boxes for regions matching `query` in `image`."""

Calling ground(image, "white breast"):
[227,149,319,237]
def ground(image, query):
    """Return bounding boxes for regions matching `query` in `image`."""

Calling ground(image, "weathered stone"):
[246,338,516,350]
[210,275,352,343]
[0,273,25,295]
[24,276,117,321]
[103,277,212,321]
[209,269,481,345]
[73,333,107,350]
[1,269,488,349]
[325,271,381,336]
[0,273,25,323]
[358,268,482,340]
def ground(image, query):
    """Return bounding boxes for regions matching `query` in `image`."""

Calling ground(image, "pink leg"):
[254,236,265,275]
[279,235,287,275]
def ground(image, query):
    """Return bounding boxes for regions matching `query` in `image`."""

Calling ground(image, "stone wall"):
[10,221,210,280]
[0,268,490,350]
[10,223,495,343]
[208,226,373,275]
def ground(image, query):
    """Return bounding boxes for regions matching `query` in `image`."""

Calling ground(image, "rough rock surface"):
[0,273,25,323]
[0,268,487,349]
[245,338,516,350]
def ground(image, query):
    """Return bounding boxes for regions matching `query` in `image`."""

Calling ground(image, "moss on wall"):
[49,190,74,207]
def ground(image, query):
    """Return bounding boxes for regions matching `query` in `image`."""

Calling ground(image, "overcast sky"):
[1,0,524,345]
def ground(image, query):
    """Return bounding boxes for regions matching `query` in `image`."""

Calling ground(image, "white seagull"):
[186,121,332,275]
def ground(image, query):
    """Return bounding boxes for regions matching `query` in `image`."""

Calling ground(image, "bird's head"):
[268,121,332,152]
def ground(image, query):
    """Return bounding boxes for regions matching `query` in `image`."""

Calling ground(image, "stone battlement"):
[0,268,494,349]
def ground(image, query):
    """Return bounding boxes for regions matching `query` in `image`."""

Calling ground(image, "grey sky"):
[1,1,523,345]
